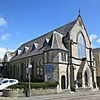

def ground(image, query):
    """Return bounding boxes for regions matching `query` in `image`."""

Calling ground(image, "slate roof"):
[92,48,100,52]
[44,31,67,51]
[10,19,76,61]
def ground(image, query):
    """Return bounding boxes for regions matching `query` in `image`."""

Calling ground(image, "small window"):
[15,51,18,56]
[16,50,21,56]
[39,59,41,65]
[22,48,26,54]
[42,39,49,48]
[38,59,41,65]
[32,43,36,51]
[61,53,66,61]
[22,47,29,54]
[31,43,38,51]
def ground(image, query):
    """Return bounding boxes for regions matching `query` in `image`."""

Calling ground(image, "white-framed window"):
[61,52,66,61]
[77,33,86,59]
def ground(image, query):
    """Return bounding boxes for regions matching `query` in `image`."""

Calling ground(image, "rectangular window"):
[37,67,43,80]
[61,53,66,62]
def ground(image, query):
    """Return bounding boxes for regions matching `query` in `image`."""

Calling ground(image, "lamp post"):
[28,58,32,97]
[28,64,32,96]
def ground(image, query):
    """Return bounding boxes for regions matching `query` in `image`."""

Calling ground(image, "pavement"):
[0,89,100,100]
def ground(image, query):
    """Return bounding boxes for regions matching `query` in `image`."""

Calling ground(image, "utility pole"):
[28,69,31,96]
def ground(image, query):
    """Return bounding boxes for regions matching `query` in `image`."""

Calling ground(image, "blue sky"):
[0,0,100,59]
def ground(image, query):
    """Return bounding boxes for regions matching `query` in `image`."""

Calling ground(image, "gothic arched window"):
[77,33,86,59]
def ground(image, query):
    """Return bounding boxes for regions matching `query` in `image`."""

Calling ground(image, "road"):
[0,89,100,100]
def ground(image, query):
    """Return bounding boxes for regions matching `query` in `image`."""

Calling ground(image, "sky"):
[0,0,100,59]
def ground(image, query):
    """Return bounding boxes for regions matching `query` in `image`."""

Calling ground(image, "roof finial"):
[78,9,80,15]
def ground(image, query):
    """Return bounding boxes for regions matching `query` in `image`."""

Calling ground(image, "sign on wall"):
[45,64,52,81]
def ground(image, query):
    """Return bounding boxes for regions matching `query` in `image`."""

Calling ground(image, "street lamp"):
[28,64,32,96]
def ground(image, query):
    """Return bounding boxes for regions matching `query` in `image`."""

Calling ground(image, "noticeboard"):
[45,64,52,81]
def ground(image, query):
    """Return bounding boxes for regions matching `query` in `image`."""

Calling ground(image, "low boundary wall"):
[3,87,57,97]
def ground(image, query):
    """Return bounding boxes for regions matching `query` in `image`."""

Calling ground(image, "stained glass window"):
[77,33,86,59]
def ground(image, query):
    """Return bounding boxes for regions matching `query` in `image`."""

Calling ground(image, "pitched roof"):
[44,31,68,51]
[10,19,76,61]
[92,48,100,53]
[17,20,76,49]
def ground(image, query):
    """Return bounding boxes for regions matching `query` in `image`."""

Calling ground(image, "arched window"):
[77,33,86,59]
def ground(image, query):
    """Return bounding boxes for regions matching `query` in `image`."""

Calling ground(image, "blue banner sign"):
[45,64,52,81]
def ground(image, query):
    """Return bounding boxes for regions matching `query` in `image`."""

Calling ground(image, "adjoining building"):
[2,51,14,78]
[92,48,100,88]
[0,59,3,77]
[9,15,98,91]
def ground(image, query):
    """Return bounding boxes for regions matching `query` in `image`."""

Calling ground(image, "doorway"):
[61,75,66,89]
[85,71,88,86]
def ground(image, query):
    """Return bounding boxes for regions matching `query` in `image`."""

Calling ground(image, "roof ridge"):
[20,20,76,46]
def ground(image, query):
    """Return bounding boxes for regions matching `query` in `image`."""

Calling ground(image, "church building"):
[9,15,97,91]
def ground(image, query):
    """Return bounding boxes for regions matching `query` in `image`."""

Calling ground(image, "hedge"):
[8,81,58,89]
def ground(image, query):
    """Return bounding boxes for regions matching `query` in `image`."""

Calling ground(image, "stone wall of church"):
[10,54,45,82]
[43,49,68,90]
[58,64,67,90]
[10,49,68,85]
[69,19,97,89]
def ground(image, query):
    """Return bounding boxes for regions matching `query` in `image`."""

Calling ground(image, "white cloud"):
[0,47,14,60]
[96,38,100,43]
[0,47,7,59]
[89,34,97,42]
[0,33,10,40]
[0,17,7,27]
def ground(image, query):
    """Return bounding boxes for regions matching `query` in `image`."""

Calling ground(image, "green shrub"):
[8,81,58,89]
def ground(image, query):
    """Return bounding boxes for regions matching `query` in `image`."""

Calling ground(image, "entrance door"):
[85,71,88,86]
[61,75,65,89]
